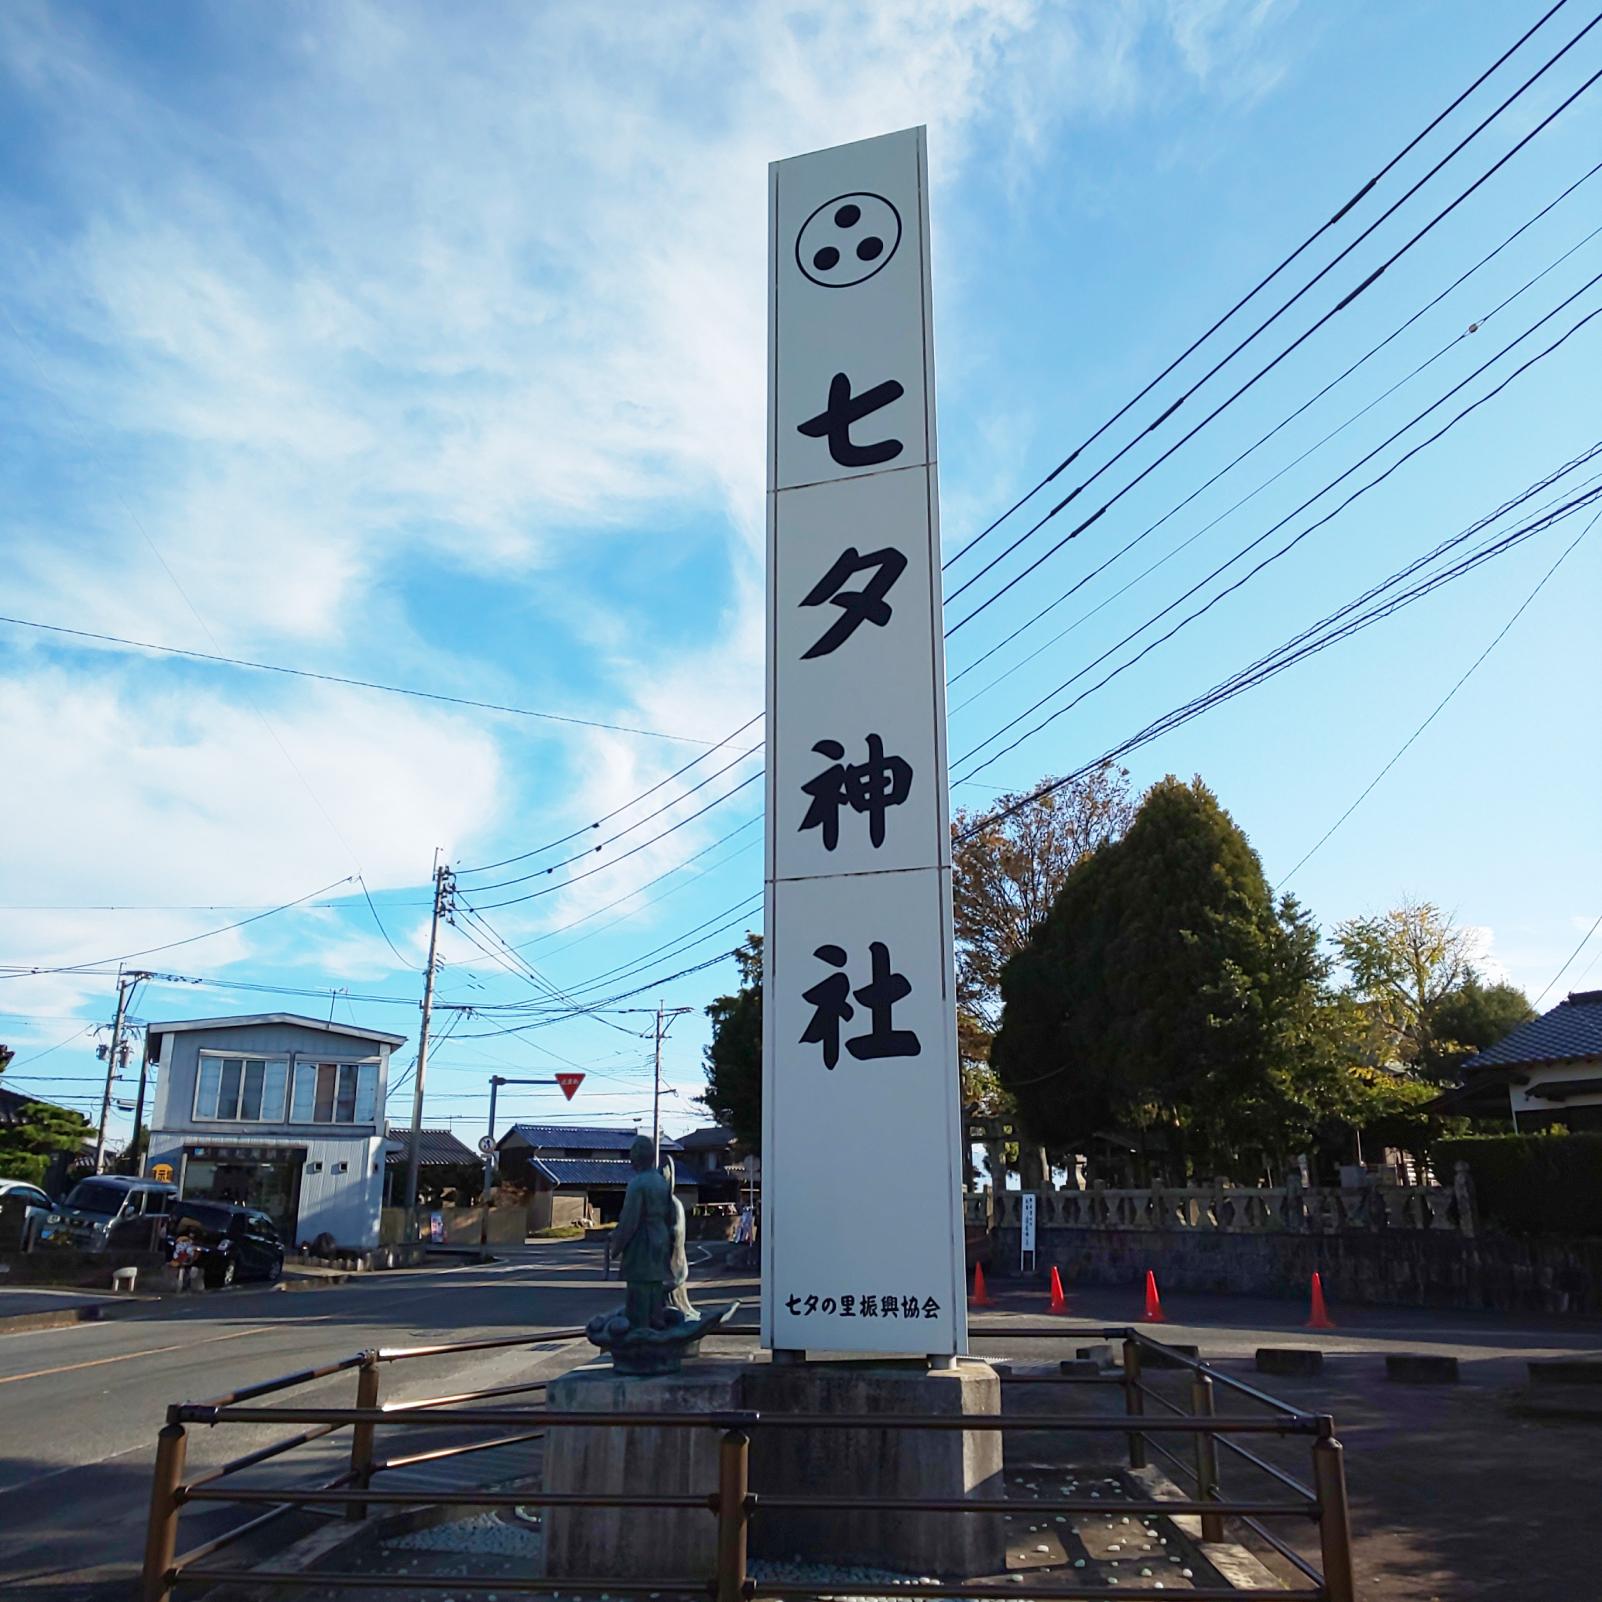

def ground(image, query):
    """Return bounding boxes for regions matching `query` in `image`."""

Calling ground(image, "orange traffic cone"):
[969,1261,993,1307]
[1141,1269,1166,1323]
[1306,1271,1335,1330]
[1048,1265,1069,1314]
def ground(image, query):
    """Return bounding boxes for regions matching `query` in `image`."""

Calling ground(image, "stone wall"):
[987,1222,1602,1315]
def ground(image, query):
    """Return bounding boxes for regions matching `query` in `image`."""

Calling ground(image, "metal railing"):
[140,1322,1355,1602]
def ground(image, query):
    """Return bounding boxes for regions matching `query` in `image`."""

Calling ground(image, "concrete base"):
[743,1360,1005,1578]
[1256,1347,1324,1377]
[540,1357,1005,1581]
[1386,1352,1459,1383]
[539,1363,743,1580]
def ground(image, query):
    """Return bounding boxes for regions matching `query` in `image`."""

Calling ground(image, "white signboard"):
[1021,1191,1037,1266]
[762,127,967,1355]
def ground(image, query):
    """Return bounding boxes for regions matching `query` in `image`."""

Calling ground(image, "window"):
[289,1061,379,1125]
[194,1056,288,1122]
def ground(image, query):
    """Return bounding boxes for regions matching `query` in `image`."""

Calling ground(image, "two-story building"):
[146,1012,407,1249]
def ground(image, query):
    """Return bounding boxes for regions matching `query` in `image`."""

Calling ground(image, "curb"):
[0,1272,360,1332]
[0,1297,156,1334]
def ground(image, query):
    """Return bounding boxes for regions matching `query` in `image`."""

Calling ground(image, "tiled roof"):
[530,1156,700,1189]
[0,1084,79,1128]
[676,1124,736,1152]
[1464,990,1602,1070]
[384,1126,480,1167]
[502,1124,682,1153]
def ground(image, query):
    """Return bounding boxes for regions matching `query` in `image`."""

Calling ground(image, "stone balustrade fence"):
[964,1161,1476,1237]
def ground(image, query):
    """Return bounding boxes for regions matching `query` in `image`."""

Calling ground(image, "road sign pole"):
[479,1075,504,1260]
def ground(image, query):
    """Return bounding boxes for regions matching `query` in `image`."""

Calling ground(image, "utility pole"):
[94,967,138,1174]
[404,851,451,1239]
[650,1002,695,1166]
[652,1001,663,1165]
[129,1032,153,1177]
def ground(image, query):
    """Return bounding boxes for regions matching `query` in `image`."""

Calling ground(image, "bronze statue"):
[585,1137,737,1375]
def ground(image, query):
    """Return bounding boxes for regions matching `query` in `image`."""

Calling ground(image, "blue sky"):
[2,1,1599,1151]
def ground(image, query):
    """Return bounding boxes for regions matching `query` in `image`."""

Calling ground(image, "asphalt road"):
[0,1240,722,1599]
[5,1253,1598,1602]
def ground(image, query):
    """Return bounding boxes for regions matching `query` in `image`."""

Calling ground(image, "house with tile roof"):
[1448,990,1602,1132]
[494,1123,695,1222]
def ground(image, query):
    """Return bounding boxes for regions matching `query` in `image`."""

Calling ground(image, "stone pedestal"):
[539,1357,1006,1581]
[743,1359,1005,1577]
[539,1362,744,1580]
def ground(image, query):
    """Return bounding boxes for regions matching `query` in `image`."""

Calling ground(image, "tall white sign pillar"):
[762,127,968,1356]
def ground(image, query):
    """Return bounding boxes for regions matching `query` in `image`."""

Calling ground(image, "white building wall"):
[1510,1057,1602,1117]
[292,1133,387,1246]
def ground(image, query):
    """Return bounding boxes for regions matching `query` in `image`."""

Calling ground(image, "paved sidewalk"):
[970,1282,1602,1602]
[0,1286,124,1321]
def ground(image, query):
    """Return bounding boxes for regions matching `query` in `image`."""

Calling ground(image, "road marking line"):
[0,1324,267,1386]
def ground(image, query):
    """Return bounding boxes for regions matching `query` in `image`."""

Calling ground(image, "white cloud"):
[0,662,504,969]
[0,0,1295,1052]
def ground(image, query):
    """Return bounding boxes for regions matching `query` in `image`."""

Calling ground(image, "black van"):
[168,1201,285,1287]
[39,1176,178,1252]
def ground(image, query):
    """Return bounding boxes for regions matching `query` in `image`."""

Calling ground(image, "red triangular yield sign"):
[555,1072,585,1102]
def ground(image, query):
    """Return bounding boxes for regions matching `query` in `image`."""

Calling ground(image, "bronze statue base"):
[584,1299,742,1376]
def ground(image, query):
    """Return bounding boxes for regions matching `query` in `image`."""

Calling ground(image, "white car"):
[0,1178,57,1249]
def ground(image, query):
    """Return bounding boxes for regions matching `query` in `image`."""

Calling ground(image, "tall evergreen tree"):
[990,776,1314,1180]
[700,934,763,1151]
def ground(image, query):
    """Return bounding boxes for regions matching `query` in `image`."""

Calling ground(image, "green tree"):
[989,776,1324,1181]
[0,1065,93,1187]
[1333,899,1482,1074]
[952,765,1133,1110]
[700,934,762,1151]
[1418,978,1534,1081]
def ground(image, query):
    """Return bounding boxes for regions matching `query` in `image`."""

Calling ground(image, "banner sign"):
[762,126,966,1355]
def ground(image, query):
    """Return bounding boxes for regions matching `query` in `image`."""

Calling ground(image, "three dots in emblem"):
[796,192,902,288]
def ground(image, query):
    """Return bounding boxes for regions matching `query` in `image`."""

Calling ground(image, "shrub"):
[0,1152,49,1188]
[1438,1133,1602,1238]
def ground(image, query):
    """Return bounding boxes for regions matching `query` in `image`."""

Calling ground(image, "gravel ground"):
[286,1465,1219,1600]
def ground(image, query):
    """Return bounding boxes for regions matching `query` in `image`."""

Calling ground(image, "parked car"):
[165,1201,285,1287]
[37,1176,178,1252]
[0,1178,56,1249]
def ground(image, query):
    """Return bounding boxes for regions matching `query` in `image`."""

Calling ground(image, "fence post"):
[1312,1426,1357,1602]
[140,1419,189,1602]
[346,1352,382,1520]
[1190,1371,1224,1542]
[1121,1338,1147,1470]
[715,1428,750,1602]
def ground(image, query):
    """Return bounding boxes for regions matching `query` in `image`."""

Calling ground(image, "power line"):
[948,161,1602,702]
[553,896,763,1001]
[455,713,764,875]
[529,823,762,962]
[0,875,358,978]
[954,472,1602,843]
[939,0,1579,574]
[952,274,1602,782]
[445,30,1602,904]
[0,615,722,747]
[1533,912,1602,1006]
[358,875,414,968]
[945,33,1602,633]
[457,742,763,893]
[470,771,763,912]
[1282,504,1601,883]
